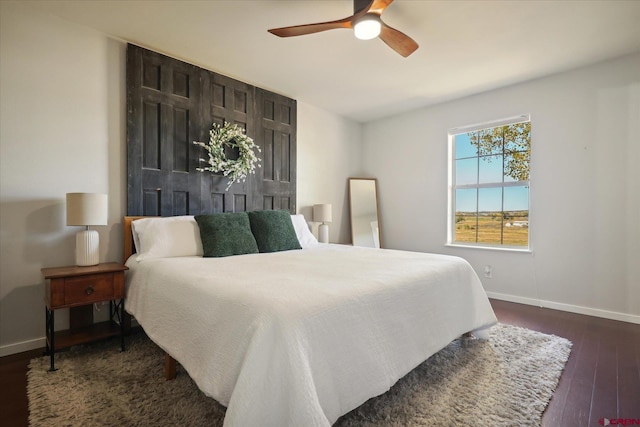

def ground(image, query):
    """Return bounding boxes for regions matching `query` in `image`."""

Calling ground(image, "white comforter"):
[125,244,497,426]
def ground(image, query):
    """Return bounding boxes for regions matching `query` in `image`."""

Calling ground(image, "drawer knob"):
[85,286,95,296]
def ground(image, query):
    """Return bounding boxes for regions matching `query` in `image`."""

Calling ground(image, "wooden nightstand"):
[41,262,129,371]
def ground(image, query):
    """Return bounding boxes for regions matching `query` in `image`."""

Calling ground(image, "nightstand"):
[41,262,129,371]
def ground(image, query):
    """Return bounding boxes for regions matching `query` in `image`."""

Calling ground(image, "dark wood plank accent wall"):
[127,44,296,216]
[256,89,297,212]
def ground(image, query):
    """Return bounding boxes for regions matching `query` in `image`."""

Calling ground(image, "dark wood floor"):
[491,300,640,426]
[1,300,638,426]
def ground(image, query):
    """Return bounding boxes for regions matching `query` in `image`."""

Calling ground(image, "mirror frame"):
[348,177,382,248]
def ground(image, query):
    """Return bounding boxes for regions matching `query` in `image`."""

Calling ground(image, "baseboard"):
[486,291,640,325]
[0,337,46,357]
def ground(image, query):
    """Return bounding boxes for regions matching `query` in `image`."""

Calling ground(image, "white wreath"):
[193,122,261,190]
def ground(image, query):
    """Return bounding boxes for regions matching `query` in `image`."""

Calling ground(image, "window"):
[448,115,531,249]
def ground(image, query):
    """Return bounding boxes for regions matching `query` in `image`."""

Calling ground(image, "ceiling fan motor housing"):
[354,0,374,14]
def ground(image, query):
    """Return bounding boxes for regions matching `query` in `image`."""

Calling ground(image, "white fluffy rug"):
[28,323,571,426]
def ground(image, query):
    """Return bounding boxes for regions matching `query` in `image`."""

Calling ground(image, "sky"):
[454,133,529,213]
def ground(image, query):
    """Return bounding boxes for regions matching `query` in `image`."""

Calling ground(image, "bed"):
[122,214,497,426]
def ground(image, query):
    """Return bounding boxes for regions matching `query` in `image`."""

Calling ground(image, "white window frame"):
[446,114,532,252]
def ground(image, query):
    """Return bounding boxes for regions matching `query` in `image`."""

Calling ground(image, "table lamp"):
[313,204,332,243]
[66,193,108,266]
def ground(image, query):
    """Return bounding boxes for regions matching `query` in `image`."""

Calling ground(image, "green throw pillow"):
[195,212,259,257]
[248,210,302,253]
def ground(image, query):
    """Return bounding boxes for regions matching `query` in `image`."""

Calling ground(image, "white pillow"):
[132,216,203,261]
[290,214,318,248]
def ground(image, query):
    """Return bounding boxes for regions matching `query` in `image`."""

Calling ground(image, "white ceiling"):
[34,0,640,122]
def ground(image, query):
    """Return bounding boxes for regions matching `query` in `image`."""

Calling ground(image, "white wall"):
[297,102,362,243]
[0,3,127,355]
[0,3,361,355]
[362,53,640,322]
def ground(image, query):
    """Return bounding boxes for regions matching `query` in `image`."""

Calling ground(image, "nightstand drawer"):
[64,273,115,305]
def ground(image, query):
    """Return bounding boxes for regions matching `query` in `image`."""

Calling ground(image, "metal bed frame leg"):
[110,300,126,352]
[120,300,125,351]
[46,307,57,372]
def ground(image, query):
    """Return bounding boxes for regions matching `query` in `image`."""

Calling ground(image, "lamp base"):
[76,229,99,266]
[318,223,329,243]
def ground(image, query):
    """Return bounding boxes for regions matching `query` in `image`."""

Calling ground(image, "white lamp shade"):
[66,193,108,226]
[313,204,332,223]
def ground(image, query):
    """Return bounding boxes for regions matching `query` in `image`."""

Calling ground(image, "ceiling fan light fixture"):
[353,14,381,40]
[267,0,419,57]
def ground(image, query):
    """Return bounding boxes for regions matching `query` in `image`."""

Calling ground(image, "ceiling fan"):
[268,0,419,58]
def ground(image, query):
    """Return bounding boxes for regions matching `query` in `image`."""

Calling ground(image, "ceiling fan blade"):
[268,16,354,38]
[379,22,419,57]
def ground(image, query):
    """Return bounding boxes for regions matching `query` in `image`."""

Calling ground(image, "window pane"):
[456,188,477,213]
[455,133,477,159]
[504,122,531,153]
[503,186,529,246]
[504,150,530,182]
[455,189,477,243]
[478,155,503,184]
[503,186,528,211]
[475,128,503,156]
[477,188,502,244]
[478,187,502,212]
[456,158,477,185]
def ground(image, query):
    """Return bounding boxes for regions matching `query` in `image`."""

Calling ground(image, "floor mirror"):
[348,178,382,248]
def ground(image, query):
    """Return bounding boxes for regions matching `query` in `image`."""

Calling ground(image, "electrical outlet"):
[483,265,492,278]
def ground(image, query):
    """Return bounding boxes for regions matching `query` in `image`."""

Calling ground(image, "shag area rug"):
[28,324,571,426]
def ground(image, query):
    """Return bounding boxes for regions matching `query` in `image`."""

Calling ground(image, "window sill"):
[444,243,532,254]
